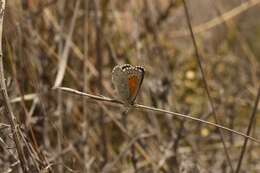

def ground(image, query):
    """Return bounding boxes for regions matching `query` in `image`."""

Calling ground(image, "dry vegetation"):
[1,0,260,172]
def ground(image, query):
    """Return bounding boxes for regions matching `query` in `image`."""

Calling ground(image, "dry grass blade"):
[53,0,80,88]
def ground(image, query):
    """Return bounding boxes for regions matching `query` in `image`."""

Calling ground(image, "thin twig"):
[56,1,65,173]
[182,0,234,171]
[83,0,90,171]
[56,87,260,144]
[235,85,260,173]
[0,1,28,172]
[92,0,108,167]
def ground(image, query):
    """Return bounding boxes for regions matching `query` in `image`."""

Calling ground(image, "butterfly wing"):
[112,64,130,102]
[126,66,145,104]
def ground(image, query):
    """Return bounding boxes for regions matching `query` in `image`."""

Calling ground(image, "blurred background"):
[1,0,260,172]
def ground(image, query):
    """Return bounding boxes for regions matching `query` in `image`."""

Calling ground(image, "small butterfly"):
[112,64,145,105]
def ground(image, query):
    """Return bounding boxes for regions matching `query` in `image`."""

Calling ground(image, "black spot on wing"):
[121,64,132,70]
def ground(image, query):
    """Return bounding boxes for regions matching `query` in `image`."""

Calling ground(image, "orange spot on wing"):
[128,76,138,98]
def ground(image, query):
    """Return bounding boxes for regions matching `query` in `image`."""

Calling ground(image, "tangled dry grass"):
[0,0,260,172]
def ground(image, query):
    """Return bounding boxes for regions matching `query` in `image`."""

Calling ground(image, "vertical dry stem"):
[0,0,28,172]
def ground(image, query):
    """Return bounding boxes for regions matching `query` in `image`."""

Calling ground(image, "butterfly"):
[112,64,145,105]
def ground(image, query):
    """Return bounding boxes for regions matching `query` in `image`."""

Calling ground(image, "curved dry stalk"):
[56,86,260,144]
